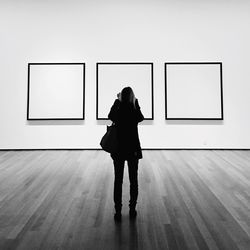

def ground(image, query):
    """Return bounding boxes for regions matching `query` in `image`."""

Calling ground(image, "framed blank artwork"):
[27,63,85,120]
[165,62,223,120]
[96,62,154,120]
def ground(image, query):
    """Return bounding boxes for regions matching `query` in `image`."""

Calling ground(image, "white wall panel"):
[0,0,250,149]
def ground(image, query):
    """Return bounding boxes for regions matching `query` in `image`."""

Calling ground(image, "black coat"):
[108,99,144,160]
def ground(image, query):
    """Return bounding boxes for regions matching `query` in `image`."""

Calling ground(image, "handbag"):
[100,123,118,153]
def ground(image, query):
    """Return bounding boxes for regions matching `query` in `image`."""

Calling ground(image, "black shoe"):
[129,209,137,219]
[114,212,122,222]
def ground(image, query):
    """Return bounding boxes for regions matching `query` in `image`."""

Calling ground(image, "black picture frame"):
[27,63,85,120]
[96,62,154,120]
[165,62,223,120]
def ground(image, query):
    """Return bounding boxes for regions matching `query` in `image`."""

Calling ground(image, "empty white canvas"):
[97,64,153,119]
[166,64,222,119]
[28,64,84,119]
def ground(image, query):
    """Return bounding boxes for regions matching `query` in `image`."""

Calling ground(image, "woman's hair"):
[121,87,135,104]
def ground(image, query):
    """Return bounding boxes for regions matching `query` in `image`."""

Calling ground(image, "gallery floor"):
[0,150,249,250]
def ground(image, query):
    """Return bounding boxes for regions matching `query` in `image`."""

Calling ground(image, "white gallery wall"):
[0,0,250,149]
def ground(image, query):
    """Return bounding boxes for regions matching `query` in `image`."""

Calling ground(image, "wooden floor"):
[0,150,249,250]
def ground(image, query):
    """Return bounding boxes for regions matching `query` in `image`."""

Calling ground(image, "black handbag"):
[100,123,118,153]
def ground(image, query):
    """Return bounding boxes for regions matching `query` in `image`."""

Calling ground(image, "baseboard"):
[0,148,250,151]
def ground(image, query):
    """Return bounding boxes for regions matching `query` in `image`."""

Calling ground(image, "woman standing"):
[108,87,144,221]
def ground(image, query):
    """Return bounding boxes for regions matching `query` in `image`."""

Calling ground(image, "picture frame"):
[96,62,154,120]
[27,63,85,120]
[165,62,223,120]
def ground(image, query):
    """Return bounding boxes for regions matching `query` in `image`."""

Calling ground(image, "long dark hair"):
[121,87,135,106]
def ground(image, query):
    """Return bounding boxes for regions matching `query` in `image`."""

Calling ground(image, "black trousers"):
[113,157,139,212]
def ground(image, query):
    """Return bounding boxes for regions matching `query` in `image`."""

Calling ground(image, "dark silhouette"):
[108,87,144,222]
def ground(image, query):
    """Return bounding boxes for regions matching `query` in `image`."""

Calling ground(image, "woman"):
[108,86,144,221]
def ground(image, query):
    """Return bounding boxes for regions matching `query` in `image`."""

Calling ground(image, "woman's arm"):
[108,99,120,122]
